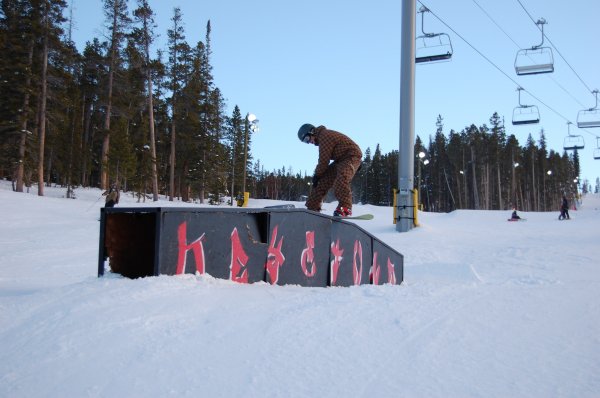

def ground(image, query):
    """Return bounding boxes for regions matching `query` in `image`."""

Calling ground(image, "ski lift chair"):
[415,6,453,64]
[513,105,540,125]
[514,18,554,75]
[594,138,600,160]
[512,87,540,125]
[563,122,585,150]
[577,90,600,128]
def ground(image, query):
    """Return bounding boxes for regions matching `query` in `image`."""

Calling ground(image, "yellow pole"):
[243,192,249,207]
[392,189,398,224]
[413,189,419,227]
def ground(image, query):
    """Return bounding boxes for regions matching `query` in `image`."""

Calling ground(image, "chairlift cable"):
[471,0,520,48]
[515,0,596,96]
[417,3,559,123]
[472,0,586,109]
[417,1,518,86]
[417,1,599,140]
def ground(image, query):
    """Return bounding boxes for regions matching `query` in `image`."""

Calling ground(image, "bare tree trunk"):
[518,184,525,211]
[169,122,176,201]
[80,96,90,186]
[497,162,503,210]
[510,151,516,208]
[456,173,462,209]
[16,39,34,192]
[45,146,52,186]
[101,0,122,190]
[141,9,159,201]
[66,108,76,198]
[147,74,159,201]
[484,164,490,210]
[542,173,547,211]
[462,150,468,208]
[180,160,189,202]
[470,145,479,210]
[531,151,537,211]
[100,64,114,190]
[37,7,49,197]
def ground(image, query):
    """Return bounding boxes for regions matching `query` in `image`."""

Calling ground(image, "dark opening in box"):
[103,212,156,278]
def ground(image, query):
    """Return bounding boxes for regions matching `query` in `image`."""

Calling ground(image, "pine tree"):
[505,134,521,209]
[100,0,130,191]
[166,7,189,200]
[79,39,104,188]
[446,130,464,209]
[36,0,67,196]
[414,135,427,208]
[0,0,40,192]
[370,144,385,205]
[131,0,159,200]
[489,112,506,209]
[361,147,372,204]
[226,106,244,202]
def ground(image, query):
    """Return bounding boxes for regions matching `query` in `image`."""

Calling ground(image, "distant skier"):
[559,195,570,220]
[104,185,120,208]
[510,208,521,220]
[298,123,362,217]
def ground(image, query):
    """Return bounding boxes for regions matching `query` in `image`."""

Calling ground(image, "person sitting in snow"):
[511,208,521,220]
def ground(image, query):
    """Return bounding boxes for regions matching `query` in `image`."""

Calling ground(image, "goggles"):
[302,134,312,143]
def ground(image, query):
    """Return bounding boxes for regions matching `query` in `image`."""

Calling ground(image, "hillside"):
[1,182,599,398]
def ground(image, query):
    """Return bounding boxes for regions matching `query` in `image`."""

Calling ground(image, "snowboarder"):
[510,208,521,220]
[559,195,570,220]
[298,123,362,217]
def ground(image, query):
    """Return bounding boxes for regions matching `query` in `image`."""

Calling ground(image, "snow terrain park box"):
[98,207,403,287]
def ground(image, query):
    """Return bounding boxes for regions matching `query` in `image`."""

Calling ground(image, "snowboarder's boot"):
[333,206,352,217]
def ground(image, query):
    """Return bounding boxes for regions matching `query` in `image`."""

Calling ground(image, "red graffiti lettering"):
[301,231,317,277]
[230,227,249,283]
[176,221,206,275]
[330,239,344,285]
[371,251,381,285]
[265,225,285,285]
[353,240,363,285]
[387,257,396,284]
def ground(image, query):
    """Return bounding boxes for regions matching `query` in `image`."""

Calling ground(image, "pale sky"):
[70,0,600,185]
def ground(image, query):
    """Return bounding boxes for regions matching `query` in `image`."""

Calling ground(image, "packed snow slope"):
[1,181,599,398]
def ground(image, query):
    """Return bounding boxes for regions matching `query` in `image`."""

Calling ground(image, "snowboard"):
[335,214,374,220]
[263,204,373,220]
[507,218,526,222]
[264,204,296,209]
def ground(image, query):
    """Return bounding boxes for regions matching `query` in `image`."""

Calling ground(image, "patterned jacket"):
[313,126,363,177]
[106,190,119,204]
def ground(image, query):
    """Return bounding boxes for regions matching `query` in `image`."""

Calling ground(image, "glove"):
[312,175,319,188]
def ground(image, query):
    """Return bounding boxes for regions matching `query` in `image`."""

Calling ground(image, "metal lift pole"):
[396,0,416,233]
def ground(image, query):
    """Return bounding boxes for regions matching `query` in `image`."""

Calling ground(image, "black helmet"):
[298,123,315,143]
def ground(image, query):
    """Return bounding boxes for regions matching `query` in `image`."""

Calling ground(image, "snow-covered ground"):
[1,181,599,398]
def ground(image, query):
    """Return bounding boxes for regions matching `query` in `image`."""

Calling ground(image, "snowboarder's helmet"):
[298,123,315,143]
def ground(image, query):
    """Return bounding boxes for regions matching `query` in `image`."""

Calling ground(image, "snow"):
[1,181,599,398]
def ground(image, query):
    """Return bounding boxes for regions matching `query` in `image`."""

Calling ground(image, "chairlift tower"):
[397,0,417,233]
[577,89,600,128]
[515,18,554,75]
[415,6,453,64]
[512,87,540,125]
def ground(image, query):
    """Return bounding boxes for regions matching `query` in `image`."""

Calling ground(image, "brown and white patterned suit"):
[305,126,362,212]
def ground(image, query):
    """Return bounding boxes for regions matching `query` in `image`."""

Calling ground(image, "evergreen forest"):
[0,0,589,212]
